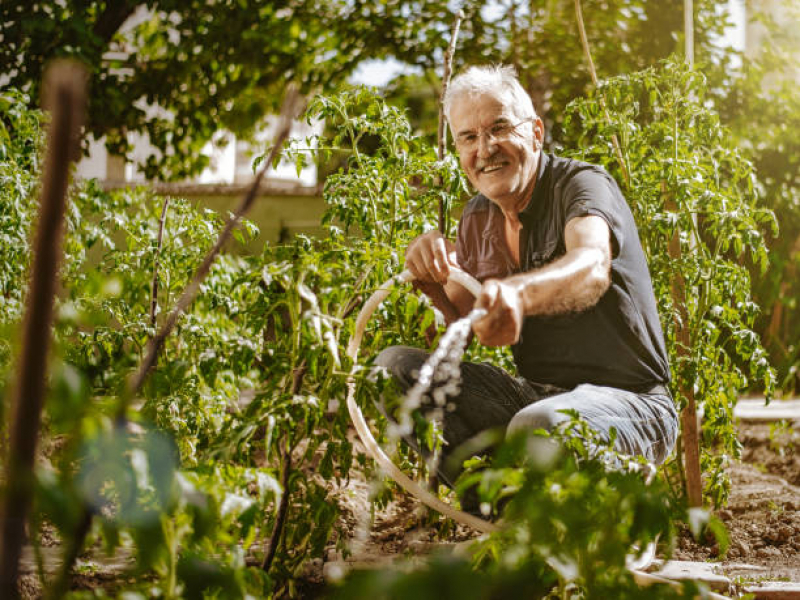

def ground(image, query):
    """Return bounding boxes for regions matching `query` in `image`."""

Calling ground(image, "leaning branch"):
[437,10,464,234]
[120,85,303,417]
[0,60,87,596]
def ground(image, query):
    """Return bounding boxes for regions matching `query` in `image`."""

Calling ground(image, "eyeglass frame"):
[453,116,537,151]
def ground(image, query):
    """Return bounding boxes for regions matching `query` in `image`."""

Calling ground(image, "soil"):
[673,422,800,586]
[322,420,800,591]
[17,419,800,597]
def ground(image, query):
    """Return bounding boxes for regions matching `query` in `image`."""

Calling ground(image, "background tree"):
[0,0,466,180]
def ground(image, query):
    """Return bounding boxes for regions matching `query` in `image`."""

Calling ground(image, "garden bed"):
[17,416,799,597]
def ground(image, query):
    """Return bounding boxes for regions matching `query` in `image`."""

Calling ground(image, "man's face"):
[450,91,543,211]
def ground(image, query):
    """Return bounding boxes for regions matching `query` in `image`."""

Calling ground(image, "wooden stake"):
[437,10,464,234]
[150,197,171,329]
[665,189,703,507]
[0,60,87,595]
[573,0,631,190]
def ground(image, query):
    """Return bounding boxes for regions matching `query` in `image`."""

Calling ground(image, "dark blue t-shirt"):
[456,153,670,391]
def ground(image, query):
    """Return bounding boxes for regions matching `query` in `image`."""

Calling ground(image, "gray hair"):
[443,65,536,128]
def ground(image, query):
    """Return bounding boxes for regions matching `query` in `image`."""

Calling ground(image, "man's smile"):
[477,160,509,174]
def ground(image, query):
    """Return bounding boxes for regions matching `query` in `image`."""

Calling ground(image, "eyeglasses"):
[454,117,535,151]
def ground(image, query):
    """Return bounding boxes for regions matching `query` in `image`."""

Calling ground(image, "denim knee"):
[506,402,569,437]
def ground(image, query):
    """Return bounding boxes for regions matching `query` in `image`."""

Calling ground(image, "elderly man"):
[376,65,677,489]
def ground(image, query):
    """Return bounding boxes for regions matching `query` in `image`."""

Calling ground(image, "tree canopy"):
[0,0,472,180]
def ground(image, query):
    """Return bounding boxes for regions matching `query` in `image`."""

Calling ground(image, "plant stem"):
[0,61,87,596]
[262,361,307,573]
[437,10,463,234]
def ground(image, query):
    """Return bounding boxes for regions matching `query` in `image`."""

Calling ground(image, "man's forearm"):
[508,247,610,317]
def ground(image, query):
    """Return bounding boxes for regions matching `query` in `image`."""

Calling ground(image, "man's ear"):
[533,116,545,146]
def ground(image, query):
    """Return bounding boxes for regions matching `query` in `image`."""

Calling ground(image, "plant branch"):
[0,60,87,596]
[573,0,631,190]
[120,85,303,419]
[46,506,93,600]
[262,361,307,573]
[437,9,463,234]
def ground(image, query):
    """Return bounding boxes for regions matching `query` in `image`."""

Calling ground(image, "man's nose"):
[476,132,497,157]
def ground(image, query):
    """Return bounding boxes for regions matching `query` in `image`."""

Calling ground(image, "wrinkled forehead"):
[449,89,524,131]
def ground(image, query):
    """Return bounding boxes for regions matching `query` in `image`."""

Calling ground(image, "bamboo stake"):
[437,10,464,234]
[0,60,87,596]
[573,0,631,190]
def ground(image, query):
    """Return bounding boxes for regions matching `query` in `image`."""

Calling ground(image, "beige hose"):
[345,267,496,533]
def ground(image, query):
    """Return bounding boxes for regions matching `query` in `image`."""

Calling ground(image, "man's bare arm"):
[473,215,612,347]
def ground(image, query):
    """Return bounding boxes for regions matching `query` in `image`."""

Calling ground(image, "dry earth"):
[17,418,800,597]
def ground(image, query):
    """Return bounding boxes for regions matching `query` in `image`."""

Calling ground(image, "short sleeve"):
[560,167,625,258]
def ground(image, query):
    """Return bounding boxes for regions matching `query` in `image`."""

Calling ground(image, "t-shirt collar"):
[520,152,550,217]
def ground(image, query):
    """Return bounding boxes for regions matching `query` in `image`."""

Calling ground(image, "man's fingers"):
[476,280,500,311]
[429,237,450,283]
[404,231,453,284]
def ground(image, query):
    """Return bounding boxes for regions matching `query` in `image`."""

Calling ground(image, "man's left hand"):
[472,279,524,347]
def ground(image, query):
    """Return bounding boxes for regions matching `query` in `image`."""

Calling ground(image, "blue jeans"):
[374,345,678,488]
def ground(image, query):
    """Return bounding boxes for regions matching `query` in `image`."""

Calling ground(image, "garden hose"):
[345,267,495,533]
[344,267,670,580]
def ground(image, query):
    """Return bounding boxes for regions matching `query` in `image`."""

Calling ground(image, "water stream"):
[388,307,487,474]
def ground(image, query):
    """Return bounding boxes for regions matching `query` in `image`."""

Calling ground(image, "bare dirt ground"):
[674,422,800,585]
[18,420,800,597]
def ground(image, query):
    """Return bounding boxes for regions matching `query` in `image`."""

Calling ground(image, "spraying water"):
[388,307,487,475]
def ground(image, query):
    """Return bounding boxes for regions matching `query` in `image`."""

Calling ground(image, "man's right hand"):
[404,231,457,285]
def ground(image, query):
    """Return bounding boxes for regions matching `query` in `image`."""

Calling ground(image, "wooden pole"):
[678,0,703,508]
[574,0,630,190]
[437,10,463,234]
[150,197,171,329]
[0,60,87,595]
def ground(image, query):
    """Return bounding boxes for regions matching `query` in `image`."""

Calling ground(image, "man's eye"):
[492,124,511,136]
[461,134,478,143]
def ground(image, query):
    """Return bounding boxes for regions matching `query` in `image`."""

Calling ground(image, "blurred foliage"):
[0,0,472,180]
[331,417,720,599]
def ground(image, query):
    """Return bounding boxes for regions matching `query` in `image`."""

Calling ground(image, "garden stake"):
[262,361,306,573]
[150,197,171,329]
[573,0,631,190]
[437,9,464,235]
[0,60,87,596]
[667,192,703,507]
